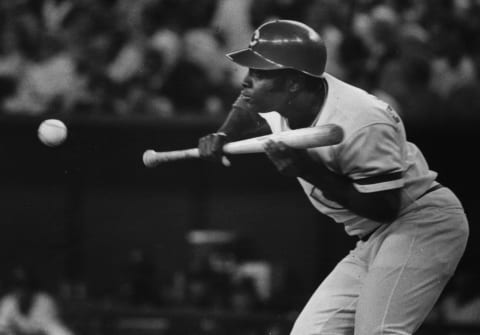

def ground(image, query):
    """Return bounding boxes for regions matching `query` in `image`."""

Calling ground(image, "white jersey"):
[260,73,438,236]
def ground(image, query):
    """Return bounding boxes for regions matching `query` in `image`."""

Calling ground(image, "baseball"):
[38,119,68,147]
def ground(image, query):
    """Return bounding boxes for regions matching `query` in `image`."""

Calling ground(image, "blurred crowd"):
[0,266,74,335]
[1,261,479,335]
[0,0,479,124]
[88,234,296,315]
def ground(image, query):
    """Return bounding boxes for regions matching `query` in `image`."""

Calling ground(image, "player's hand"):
[198,132,231,166]
[263,140,315,177]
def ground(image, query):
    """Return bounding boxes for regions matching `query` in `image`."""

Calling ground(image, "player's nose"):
[241,74,252,88]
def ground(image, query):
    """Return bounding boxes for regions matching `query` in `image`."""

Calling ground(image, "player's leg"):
[290,244,369,335]
[354,189,469,335]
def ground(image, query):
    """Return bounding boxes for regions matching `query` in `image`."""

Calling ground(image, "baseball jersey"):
[260,73,438,236]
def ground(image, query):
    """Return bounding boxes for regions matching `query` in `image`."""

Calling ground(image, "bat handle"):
[143,148,200,167]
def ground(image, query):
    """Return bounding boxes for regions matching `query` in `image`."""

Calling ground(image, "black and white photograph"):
[0,0,479,334]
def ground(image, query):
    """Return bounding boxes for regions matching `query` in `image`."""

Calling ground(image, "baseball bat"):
[143,123,344,167]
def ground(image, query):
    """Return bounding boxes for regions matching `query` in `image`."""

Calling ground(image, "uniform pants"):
[290,187,469,335]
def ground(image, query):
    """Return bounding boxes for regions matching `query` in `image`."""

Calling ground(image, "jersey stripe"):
[354,172,403,185]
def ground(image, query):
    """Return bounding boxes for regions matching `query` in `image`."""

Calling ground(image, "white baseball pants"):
[290,187,469,335]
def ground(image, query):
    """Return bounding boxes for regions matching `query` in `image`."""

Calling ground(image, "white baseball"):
[38,119,68,147]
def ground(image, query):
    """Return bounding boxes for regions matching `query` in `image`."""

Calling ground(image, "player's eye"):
[249,69,270,80]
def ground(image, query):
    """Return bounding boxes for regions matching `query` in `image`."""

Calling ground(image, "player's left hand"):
[198,132,231,166]
[263,140,315,177]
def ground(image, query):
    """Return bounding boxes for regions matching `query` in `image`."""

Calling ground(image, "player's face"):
[239,69,290,114]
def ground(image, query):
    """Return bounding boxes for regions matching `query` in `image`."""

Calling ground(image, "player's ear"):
[286,73,305,93]
[288,79,301,93]
[289,80,303,93]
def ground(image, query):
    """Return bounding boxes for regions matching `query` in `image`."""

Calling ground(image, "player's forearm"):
[218,95,271,141]
[217,107,255,140]
[300,166,401,223]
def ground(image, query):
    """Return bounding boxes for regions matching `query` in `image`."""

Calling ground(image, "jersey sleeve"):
[338,123,404,193]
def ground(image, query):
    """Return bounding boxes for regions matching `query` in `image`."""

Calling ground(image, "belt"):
[358,183,444,242]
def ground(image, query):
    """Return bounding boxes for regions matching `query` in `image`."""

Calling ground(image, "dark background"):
[0,115,477,304]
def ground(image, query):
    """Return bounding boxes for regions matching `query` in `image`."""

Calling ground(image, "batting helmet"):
[226,20,327,78]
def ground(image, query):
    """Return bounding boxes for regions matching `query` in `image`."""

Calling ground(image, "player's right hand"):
[263,140,314,177]
[198,132,231,166]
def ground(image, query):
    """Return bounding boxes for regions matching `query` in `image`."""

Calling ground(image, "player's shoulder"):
[258,111,288,133]
[322,73,402,131]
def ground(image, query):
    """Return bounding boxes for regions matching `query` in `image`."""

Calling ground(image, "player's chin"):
[248,99,279,114]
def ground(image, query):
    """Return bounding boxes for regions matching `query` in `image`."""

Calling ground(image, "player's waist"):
[416,183,444,200]
[304,181,447,237]
[358,183,446,241]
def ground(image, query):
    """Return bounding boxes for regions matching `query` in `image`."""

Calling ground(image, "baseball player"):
[198,20,469,335]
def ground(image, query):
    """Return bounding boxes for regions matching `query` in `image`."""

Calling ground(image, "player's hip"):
[401,184,465,216]
[370,190,469,275]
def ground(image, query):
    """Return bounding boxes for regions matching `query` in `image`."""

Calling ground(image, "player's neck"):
[287,83,327,129]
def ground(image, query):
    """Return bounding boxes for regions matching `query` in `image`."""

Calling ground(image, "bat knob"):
[143,150,157,167]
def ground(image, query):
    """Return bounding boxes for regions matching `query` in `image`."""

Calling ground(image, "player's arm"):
[199,94,271,164]
[218,93,272,140]
[263,140,401,222]
[299,158,402,223]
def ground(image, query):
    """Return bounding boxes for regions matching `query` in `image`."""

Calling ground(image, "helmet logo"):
[249,29,260,49]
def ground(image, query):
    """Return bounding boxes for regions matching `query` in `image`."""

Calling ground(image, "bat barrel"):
[223,124,343,154]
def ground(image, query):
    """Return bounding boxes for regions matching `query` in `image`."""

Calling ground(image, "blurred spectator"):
[121,248,160,307]
[337,32,371,89]
[211,0,253,50]
[211,0,254,84]
[149,28,182,74]
[304,0,349,79]
[432,271,480,334]
[182,231,237,309]
[115,48,176,118]
[362,4,402,89]
[446,83,480,121]
[160,57,218,115]
[67,28,124,115]
[160,28,237,117]
[429,31,477,99]
[444,55,480,121]
[183,28,230,86]
[249,0,313,29]
[378,55,446,124]
[0,24,24,106]
[229,276,260,313]
[114,0,155,34]
[106,34,145,87]
[0,266,74,335]
[0,0,479,124]
[182,28,238,115]
[304,0,351,32]
[42,0,74,34]
[3,34,85,115]
[140,0,218,34]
